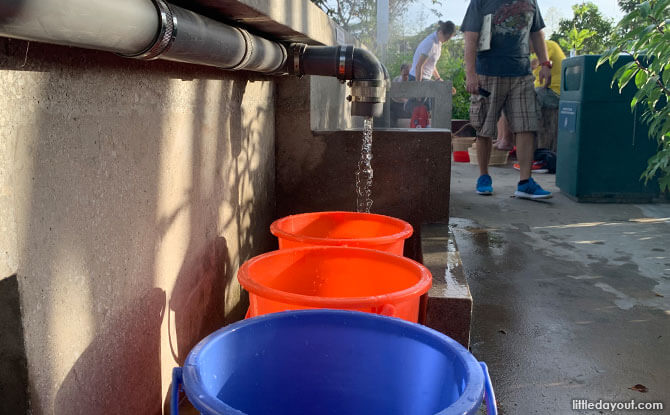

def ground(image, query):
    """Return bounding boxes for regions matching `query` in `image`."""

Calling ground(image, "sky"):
[404,0,626,36]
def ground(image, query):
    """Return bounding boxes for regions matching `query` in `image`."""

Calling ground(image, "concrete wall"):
[310,76,359,131]
[276,76,452,259]
[0,39,276,414]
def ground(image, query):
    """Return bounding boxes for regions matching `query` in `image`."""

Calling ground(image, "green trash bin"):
[555,55,659,202]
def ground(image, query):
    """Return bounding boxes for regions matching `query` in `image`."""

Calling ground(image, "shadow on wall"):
[310,76,357,131]
[54,288,166,414]
[169,237,230,366]
[0,0,23,21]
[7,38,171,414]
[0,275,29,415]
[3,37,275,414]
[167,76,273,368]
[164,73,275,412]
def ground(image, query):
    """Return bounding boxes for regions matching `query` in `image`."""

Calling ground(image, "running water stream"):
[355,117,374,213]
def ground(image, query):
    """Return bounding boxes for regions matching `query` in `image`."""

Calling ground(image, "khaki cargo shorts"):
[469,74,540,138]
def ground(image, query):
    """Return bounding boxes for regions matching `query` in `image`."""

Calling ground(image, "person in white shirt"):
[410,21,456,81]
[408,21,456,119]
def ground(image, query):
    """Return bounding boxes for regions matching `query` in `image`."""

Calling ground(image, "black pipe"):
[158,5,285,72]
[349,48,387,117]
[351,48,385,80]
[289,44,388,117]
[160,5,246,68]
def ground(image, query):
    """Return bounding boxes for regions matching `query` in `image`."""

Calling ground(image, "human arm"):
[432,67,442,81]
[414,54,428,81]
[530,31,551,87]
[464,31,479,94]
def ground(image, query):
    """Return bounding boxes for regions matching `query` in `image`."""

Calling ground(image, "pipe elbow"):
[350,48,388,118]
[351,48,387,81]
[289,43,388,118]
[288,44,387,82]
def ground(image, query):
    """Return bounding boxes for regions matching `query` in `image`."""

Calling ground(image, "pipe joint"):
[288,43,306,77]
[228,27,254,71]
[337,45,354,80]
[288,43,388,117]
[118,0,176,60]
[349,80,387,103]
[231,28,287,74]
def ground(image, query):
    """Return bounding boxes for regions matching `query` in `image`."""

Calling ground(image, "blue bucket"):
[172,310,497,415]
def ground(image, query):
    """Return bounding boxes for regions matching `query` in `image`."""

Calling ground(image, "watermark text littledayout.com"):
[572,399,664,412]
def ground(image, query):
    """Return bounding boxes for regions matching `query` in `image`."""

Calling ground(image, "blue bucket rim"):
[181,309,485,415]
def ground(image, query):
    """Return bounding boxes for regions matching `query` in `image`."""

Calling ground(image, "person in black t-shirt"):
[462,0,553,200]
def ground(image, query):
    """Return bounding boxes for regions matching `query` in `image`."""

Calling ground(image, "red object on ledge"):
[453,151,470,162]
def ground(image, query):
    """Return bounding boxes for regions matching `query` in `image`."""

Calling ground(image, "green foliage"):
[385,27,470,120]
[550,2,614,54]
[614,0,646,34]
[618,0,643,12]
[436,37,469,120]
[385,26,431,80]
[310,0,420,46]
[558,27,598,55]
[310,1,468,120]
[598,0,670,192]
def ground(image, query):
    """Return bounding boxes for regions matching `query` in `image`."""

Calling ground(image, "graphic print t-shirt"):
[461,0,545,76]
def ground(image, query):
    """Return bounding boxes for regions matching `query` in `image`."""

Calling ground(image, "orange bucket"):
[270,211,413,256]
[238,246,432,322]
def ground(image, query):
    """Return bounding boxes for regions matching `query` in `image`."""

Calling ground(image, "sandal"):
[494,141,514,151]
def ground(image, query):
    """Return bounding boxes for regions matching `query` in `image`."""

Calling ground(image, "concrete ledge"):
[176,0,358,46]
[421,224,472,348]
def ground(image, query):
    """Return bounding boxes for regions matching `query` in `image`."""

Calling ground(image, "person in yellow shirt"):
[532,39,565,108]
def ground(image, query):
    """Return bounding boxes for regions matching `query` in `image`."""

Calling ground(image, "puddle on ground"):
[465,226,505,249]
[594,282,636,310]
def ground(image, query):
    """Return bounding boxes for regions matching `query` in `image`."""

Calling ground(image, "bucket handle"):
[171,367,183,415]
[480,362,498,415]
[379,304,397,317]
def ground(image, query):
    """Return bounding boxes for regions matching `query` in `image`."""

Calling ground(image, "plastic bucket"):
[237,246,431,322]
[171,310,497,415]
[453,150,470,162]
[270,211,413,256]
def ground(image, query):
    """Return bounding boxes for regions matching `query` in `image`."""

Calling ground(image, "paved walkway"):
[450,162,670,414]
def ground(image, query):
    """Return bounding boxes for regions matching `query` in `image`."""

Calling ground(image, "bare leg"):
[515,131,535,181]
[476,136,493,176]
[496,113,514,150]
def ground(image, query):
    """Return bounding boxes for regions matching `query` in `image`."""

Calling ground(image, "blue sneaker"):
[476,174,493,195]
[515,177,552,199]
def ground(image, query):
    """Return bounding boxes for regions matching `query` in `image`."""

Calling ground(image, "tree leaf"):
[652,0,670,19]
[635,68,649,88]
[639,1,652,18]
[631,95,640,111]
[618,65,639,91]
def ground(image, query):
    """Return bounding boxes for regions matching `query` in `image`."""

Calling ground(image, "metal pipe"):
[0,0,385,115]
[289,44,389,117]
[0,0,159,55]
[121,2,286,73]
[0,0,286,73]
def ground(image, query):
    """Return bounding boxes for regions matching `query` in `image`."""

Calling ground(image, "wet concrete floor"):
[450,162,670,414]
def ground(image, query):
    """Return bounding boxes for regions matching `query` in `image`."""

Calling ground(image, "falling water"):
[355,117,374,213]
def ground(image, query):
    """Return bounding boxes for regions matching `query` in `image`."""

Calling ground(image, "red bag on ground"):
[410,104,430,128]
